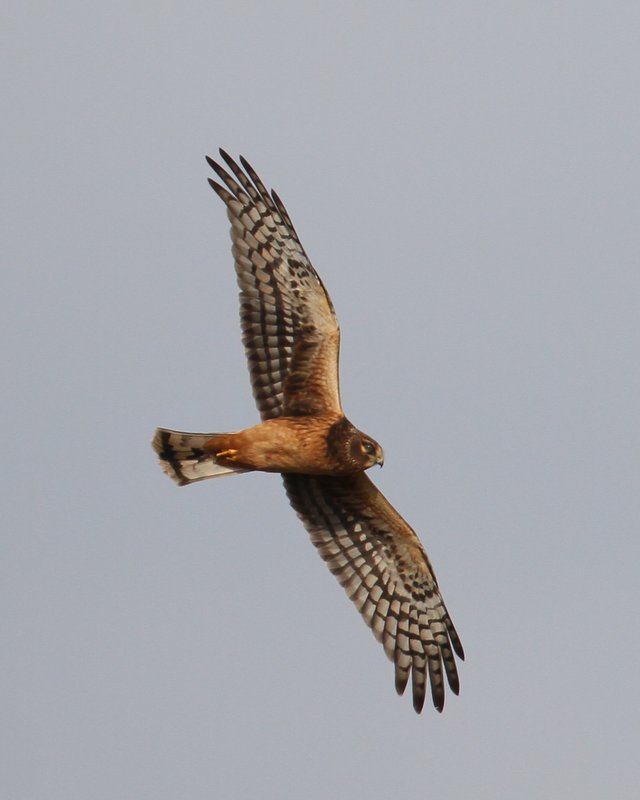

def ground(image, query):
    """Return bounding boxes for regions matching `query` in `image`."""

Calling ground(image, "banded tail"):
[152,428,249,486]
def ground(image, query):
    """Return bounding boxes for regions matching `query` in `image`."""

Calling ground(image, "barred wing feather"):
[283,472,464,713]
[207,151,342,420]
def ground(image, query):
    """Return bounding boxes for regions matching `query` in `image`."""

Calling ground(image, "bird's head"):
[326,417,384,473]
[353,433,385,470]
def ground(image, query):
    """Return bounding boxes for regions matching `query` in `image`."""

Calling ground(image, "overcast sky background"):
[3,3,639,798]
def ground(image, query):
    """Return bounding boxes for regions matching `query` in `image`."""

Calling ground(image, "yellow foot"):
[215,448,238,460]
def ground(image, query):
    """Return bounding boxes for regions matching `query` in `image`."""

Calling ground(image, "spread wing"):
[207,150,341,420]
[283,472,464,713]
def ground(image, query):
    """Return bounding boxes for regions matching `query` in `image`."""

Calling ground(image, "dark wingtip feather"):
[394,664,409,697]
[445,660,460,695]
[239,155,268,194]
[412,689,427,714]
[430,681,445,713]
[238,154,253,174]
[208,159,229,182]
[219,148,239,172]
[446,620,465,661]
[207,177,233,203]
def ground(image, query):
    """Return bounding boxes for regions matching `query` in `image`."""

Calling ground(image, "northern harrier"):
[152,151,464,713]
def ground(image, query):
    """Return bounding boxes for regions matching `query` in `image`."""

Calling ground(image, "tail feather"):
[152,428,249,486]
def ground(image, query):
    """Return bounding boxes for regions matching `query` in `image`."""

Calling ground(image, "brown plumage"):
[152,150,464,713]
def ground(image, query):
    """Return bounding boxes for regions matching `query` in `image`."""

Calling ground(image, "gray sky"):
[3,2,639,798]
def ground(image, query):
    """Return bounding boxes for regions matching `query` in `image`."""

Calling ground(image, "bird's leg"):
[215,448,238,460]
[202,434,241,462]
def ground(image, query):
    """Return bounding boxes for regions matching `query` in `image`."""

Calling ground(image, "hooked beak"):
[377,450,384,468]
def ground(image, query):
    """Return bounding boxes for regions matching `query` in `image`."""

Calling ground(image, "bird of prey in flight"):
[152,150,464,713]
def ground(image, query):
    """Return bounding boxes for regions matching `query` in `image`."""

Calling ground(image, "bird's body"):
[155,413,381,477]
[152,150,464,713]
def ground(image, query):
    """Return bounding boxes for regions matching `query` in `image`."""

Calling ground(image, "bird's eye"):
[362,441,376,456]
